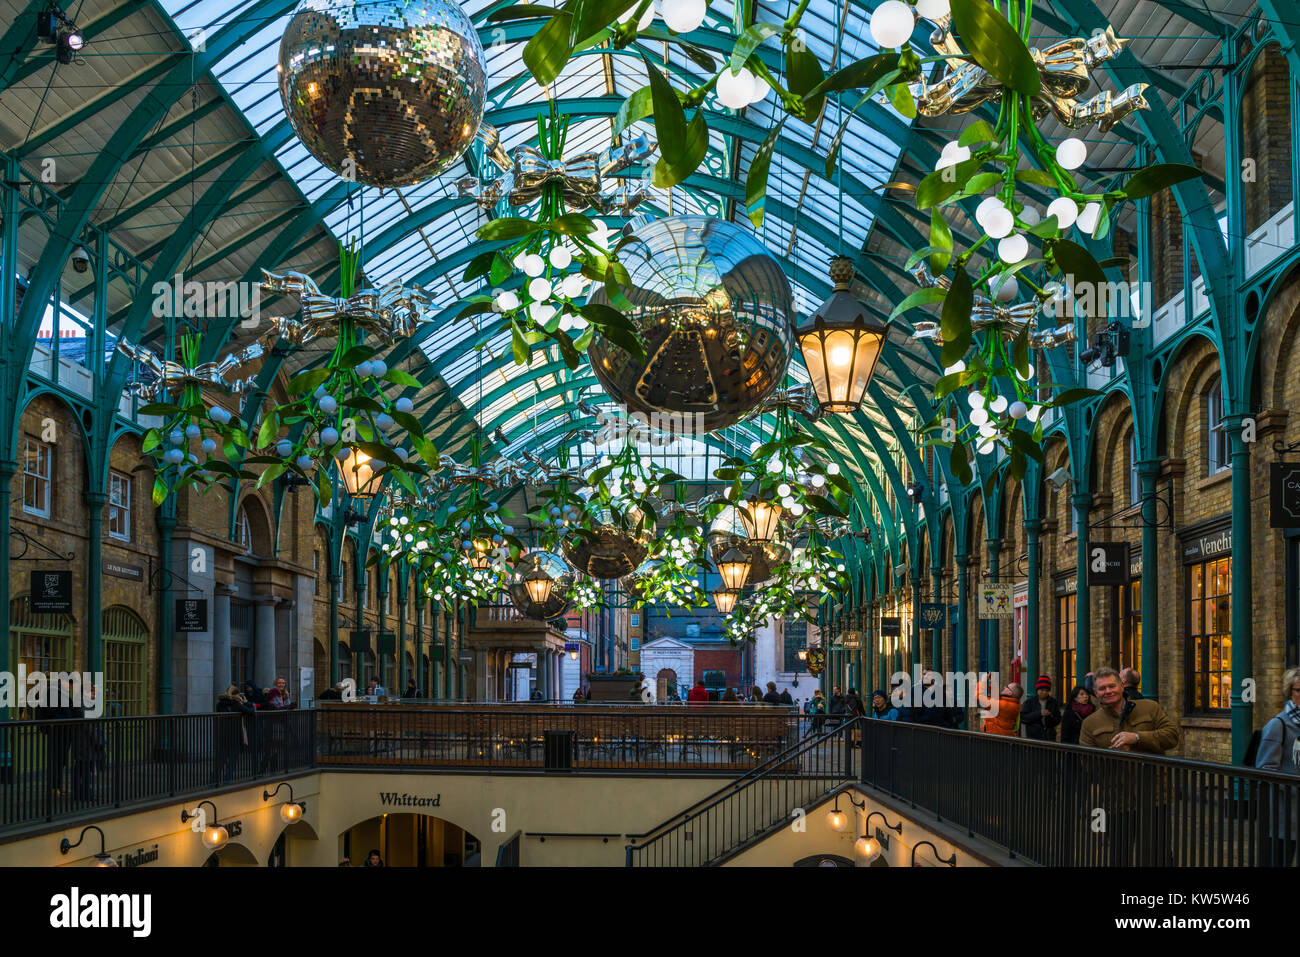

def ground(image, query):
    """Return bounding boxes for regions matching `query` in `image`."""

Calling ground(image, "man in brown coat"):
[1080,666,1178,865]
[1080,667,1178,754]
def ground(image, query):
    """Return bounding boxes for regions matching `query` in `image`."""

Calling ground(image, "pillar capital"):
[1070,491,1093,509]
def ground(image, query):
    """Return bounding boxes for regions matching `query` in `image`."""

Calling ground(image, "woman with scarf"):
[1059,684,1096,745]
[1255,667,1300,865]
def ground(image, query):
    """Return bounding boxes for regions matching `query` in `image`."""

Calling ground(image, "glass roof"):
[155,0,910,454]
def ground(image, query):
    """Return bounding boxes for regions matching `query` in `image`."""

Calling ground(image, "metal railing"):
[626,718,860,866]
[0,710,314,835]
[316,704,800,773]
[861,720,1300,866]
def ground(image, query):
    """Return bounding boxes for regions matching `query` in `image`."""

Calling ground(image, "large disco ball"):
[278,0,487,188]
[707,506,789,587]
[587,217,793,433]
[509,552,574,621]
[562,505,650,580]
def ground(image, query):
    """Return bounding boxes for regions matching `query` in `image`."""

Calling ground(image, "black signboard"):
[30,570,72,614]
[1271,462,1300,528]
[1087,542,1129,586]
[348,629,371,653]
[879,616,902,637]
[376,631,396,655]
[175,598,208,632]
[917,603,946,630]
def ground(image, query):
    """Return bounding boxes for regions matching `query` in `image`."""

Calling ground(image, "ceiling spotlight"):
[56,29,82,64]
[905,480,925,503]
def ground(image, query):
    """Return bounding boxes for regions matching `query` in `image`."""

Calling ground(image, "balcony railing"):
[861,719,1300,866]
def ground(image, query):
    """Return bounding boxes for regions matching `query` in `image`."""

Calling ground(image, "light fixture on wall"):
[855,810,902,865]
[263,782,306,824]
[59,825,117,866]
[825,792,863,833]
[911,840,957,867]
[181,801,230,850]
[905,480,925,503]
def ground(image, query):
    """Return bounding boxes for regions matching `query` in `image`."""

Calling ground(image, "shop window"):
[231,647,251,687]
[784,617,809,672]
[313,550,321,597]
[102,606,147,715]
[1187,556,1232,714]
[1056,591,1076,689]
[22,437,51,518]
[9,597,73,717]
[1115,579,1141,675]
[1207,380,1229,474]
[107,470,131,542]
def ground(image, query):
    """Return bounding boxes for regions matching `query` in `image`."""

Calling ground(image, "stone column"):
[212,585,234,699]
[253,595,280,691]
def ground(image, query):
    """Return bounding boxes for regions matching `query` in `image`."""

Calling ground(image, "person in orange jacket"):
[980,682,1023,736]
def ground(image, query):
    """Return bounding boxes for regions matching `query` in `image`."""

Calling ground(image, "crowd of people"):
[212,677,297,785]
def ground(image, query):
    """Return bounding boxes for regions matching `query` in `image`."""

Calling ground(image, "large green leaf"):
[383,368,421,388]
[808,52,899,99]
[948,438,972,486]
[939,269,973,368]
[929,207,952,275]
[916,155,983,209]
[286,368,330,395]
[889,286,948,321]
[614,85,653,137]
[488,4,558,22]
[478,217,540,241]
[1050,239,1107,298]
[1122,162,1202,200]
[785,45,826,122]
[523,11,574,86]
[572,0,636,43]
[745,116,787,228]
[949,0,1040,95]
[730,22,781,72]
[653,112,709,188]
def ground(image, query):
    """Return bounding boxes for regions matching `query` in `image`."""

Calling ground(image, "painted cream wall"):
[309,772,724,866]
[722,790,992,868]
[0,774,322,868]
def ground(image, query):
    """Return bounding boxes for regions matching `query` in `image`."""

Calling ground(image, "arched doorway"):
[656,668,678,700]
[341,813,482,867]
[202,843,259,867]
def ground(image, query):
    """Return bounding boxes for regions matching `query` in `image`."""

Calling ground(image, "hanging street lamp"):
[795,256,888,414]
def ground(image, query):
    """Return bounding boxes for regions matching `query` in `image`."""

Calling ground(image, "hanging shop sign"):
[175,598,208,632]
[348,629,371,653]
[1271,463,1300,528]
[103,560,144,581]
[979,583,1013,619]
[375,631,396,655]
[1086,542,1129,586]
[918,603,946,630]
[879,617,902,638]
[30,570,72,614]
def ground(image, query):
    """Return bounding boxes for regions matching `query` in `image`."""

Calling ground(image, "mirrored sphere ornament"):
[587,216,793,433]
[562,506,650,580]
[278,0,487,188]
[509,552,574,620]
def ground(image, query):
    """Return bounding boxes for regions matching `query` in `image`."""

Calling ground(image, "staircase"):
[625,719,860,866]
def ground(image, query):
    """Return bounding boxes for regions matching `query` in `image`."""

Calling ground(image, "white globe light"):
[1076,202,1102,234]
[944,359,966,375]
[870,0,915,47]
[990,395,1008,414]
[969,406,989,426]
[977,439,996,455]
[747,71,770,104]
[967,391,985,409]
[1009,401,1029,419]
[935,143,970,170]
[659,0,706,33]
[522,254,546,277]
[998,234,1029,264]
[562,273,587,298]
[1026,405,1043,422]
[1056,137,1087,170]
[915,0,950,20]
[529,301,556,323]
[549,245,573,269]
[983,207,1015,239]
[975,196,1006,229]
[827,463,840,475]
[979,422,997,437]
[495,290,520,312]
[1046,197,1078,230]
[528,277,552,300]
[1019,205,1041,227]
[991,274,1019,302]
[717,67,756,110]
[1023,363,1035,379]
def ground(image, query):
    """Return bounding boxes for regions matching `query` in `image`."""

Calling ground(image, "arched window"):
[102,606,148,716]
[1128,432,1141,505]
[1207,378,1229,474]
[236,507,253,554]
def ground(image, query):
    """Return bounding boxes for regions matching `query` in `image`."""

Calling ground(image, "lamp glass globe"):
[870,0,915,47]
[659,0,706,32]
[1046,197,1078,230]
[997,234,1029,264]
[1056,137,1087,170]
[717,67,756,109]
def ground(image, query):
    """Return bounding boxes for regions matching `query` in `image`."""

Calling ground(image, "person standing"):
[827,685,845,728]
[262,676,294,773]
[843,688,865,719]
[402,678,418,699]
[1120,667,1150,702]
[1254,667,1300,865]
[1060,685,1095,744]
[778,686,794,706]
[1021,676,1061,742]
[213,685,254,786]
[762,682,783,705]
[980,683,1023,736]
[721,687,739,703]
[870,690,899,721]
[687,680,711,704]
[808,689,827,733]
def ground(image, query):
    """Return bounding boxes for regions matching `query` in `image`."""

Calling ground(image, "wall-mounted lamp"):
[825,791,864,833]
[59,825,117,866]
[181,800,230,850]
[855,810,903,864]
[263,782,305,824]
[910,840,957,867]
